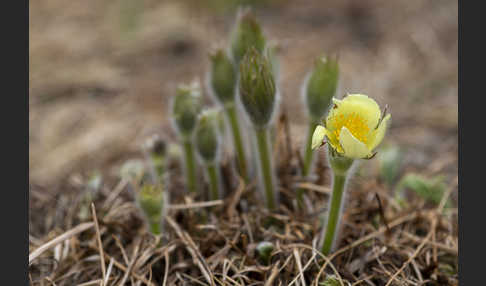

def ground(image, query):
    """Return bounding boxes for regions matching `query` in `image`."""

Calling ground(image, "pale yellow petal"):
[368,114,391,151]
[339,126,371,159]
[337,94,381,130]
[311,125,327,149]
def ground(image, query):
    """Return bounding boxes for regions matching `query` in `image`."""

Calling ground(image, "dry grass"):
[29,114,458,285]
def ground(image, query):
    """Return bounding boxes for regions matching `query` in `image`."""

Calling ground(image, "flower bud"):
[143,134,167,158]
[194,109,222,163]
[137,184,165,234]
[256,241,274,265]
[142,135,168,182]
[239,48,276,128]
[267,42,282,83]
[172,82,202,137]
[209,49,237,104]
[230,10,266,66]
[305,56,339,121]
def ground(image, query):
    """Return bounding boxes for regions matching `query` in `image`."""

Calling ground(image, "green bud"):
[239,48,276,128]
[305,56,339,120]
[143,135,168,182]
[137,184,165,235]
[209,49,237,104]
[194,109,221,163]
[150,136,167,158]
[256,241,274,265]
[172,82,202,137]
[230,10,266,66]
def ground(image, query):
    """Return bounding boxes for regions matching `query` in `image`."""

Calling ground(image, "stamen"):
[329,112,370,144]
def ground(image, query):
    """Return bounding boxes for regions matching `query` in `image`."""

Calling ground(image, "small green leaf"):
[397,173,449,207]
[319,275,349,286]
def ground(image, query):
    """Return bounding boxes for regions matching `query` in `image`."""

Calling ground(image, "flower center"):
[331,112,370,144]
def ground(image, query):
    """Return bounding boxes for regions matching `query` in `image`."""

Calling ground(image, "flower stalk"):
[182,138,197,193]
[225,104,249,181]
[297,119,320,207]
[206,162,220,201]
[311,94,391,254]
[239,48,278,210]
[320,148,353,254]
[194,109,223,200]
[298,56,339,208]
[255,127,276,210]
[209,49,249,182]
[171,82,202,193]
[137,184,166,236]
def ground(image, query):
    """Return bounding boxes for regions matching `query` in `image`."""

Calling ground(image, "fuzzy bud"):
[143,134,168,182]
[256,241,274,265]
[267,42,282,83]
[239,48,276,128]
[137,184,165,234]
[305,56,339,121]
[172,82,202,137]
[230,10,266,66]
[194,109,222,163]
[209,49,237,104]
[143,134,167,158]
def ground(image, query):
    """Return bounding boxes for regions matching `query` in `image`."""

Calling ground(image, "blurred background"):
[29,0,457,187]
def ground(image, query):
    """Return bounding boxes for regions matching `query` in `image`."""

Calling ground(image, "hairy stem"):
[226,104,249,182]
[321,173,347,255]
[183,139,197,193]
[255,128,276,210]
[297,120,320,208]
[149,220,161,235]
[206,163,220,200]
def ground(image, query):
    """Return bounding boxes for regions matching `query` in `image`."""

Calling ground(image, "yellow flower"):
[311,94,391,159]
